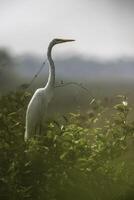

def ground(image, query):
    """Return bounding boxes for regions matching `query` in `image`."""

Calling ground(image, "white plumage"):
[25,87,53,139]
[24,38,75,140]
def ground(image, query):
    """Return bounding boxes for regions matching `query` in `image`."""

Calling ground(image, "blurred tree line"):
[0,49,12,89]
[0,48,21,94]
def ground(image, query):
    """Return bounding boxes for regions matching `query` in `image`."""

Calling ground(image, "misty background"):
[0,0,134,113]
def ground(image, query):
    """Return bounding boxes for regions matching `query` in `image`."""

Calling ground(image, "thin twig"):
[55,81,90,93]
[28,60,47,88]
[19,59,47,90]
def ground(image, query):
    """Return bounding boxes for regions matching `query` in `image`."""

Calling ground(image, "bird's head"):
[52,38,75,46]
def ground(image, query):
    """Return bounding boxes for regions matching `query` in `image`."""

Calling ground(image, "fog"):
[0,0,134,58]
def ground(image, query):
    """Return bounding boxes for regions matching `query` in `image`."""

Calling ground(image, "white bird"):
[25,38,75,140]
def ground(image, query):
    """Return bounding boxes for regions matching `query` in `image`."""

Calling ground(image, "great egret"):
[25,38,75,140]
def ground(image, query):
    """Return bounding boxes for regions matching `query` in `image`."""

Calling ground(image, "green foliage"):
[0,92,134,200]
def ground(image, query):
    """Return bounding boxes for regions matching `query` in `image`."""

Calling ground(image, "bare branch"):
[19,59,47,90]
[28,60,47,87]
[55,81,90,93]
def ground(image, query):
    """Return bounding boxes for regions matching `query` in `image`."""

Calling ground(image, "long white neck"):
[45,42,55,88]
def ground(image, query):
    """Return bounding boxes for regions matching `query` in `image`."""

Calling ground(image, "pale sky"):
[0,0,134,58]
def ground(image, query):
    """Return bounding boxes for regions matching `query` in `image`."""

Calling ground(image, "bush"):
[0,92,134,200]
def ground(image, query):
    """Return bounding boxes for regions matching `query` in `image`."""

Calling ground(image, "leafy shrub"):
[0,92,134,200]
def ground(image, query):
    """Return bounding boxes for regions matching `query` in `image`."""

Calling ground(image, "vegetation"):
[0,91,134,200]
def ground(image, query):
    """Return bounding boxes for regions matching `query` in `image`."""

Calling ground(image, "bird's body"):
[25,87,54,139]
[25,38,74,140]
